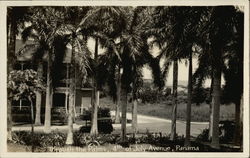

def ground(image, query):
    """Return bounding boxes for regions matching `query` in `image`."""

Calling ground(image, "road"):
[111,112,209,137]
[12,112,209,137]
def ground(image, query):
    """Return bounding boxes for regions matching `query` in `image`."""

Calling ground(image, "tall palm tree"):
[95,6,154,140]
[79,6,127,135]
[117,6,154,140]
[195,6,243,148]
[34,63,43,125]
[178,7,205,146]
[151,6,189,141]
[7,6,31,140]
[115,65,122,123]
[19,7,67,133]
[57,6,91,144]
[215,8,243,146]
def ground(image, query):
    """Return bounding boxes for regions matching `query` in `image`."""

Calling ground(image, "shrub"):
[139,86,171,103]
[219,120,235,143]
[196,128,210,142]
[73,132,87,147]
[78,107,113,134]
[39,132,66,147]
[11,131,66,148]
[51,108,68,125]
[73,132,119,147]
[192,87,210,105]
[196,121,236,144]
[126,132,185,147]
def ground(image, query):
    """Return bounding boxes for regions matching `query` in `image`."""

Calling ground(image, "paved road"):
[111,112,209,137]
[12,112,208,137]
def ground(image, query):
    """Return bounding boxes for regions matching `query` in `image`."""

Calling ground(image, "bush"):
[126,131,185,147]
[219,120,235,143]
[11,131,66,148]
[78,107,113,134]
[51,108,68,125]
[196,121,236,144]
[12,106,67,124]
[192,87,210,105]
[73,132,119,147]
[196,128,209,142]
[39,132,66,147]
[139,86,171,103]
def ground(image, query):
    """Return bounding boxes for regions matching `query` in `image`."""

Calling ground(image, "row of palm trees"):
[7,6,243,148]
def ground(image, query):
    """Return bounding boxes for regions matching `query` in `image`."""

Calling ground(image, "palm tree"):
[179,7,205,146]
[117,6,155,140]
[185,51,193,145]
[115,65,122,123]
[195,6,243,148]
[7,6,31,140]
[218,8,243,146]
[94,6,152,140]
[56,6,91,145]
[19,7,67,133]
[34,63,43,125]
[151,6,189,141]
[79,6,127,135]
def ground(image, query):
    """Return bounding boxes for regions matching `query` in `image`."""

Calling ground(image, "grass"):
[100,96,235,122]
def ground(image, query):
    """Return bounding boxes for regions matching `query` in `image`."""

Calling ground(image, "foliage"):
[139,85,171,103]
[10,130,242,152]
[73,132,119,147]
[80,107,112,118]
[192,87,210,105]
[51,108,68,125]
[79,107,113,134]
[196,128,210,142]
[11,106,68,124]
[8,69,45,101]
[196,121,237,144]
[79,121,113,134]
[11,131,66,148]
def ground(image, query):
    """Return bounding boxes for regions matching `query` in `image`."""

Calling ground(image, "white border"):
[0,1,249,158]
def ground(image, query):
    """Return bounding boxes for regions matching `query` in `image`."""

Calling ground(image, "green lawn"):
[100,97,235,122]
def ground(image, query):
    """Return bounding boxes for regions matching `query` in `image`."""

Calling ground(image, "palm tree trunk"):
[73,66,77,118]
[35,63,43,125]
[35,91,42,125]
[239,95,243,148]
[209,76,214,141]
[44,52,52,133]
[185,51,192,146]
[66,77,74,145]
[7,16,17,140]
[65,63,69,114]
[170,59,178,141]
[28,96,35,152]
[233,99,241,145]
[90,38,99,135]
[90,89,99,135]
[115,66,121,124]
[211,50,222,149]
[132,97,138,134]
[66,43,76,144]
[121,90,128,142]
[7,99,13,141]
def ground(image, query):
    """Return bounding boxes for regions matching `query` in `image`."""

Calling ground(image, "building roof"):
[15,39,73,63]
